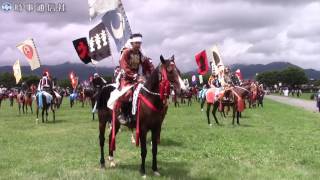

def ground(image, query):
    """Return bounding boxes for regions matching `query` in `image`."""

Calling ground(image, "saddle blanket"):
[107,84,134,110]
[37,91,53,108]
[206,88,222,103]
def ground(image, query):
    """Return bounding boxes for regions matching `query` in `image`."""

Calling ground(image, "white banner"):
[17,38,41,71]
[13,60,22,84]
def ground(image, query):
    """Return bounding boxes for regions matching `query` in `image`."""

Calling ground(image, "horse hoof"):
[108,156,113,161]
[110,161,116,168]
[142,174,147,179]
[131,138,136,144]
[153,171,161,176]
[209,124,212,127]
[100,164,106,169]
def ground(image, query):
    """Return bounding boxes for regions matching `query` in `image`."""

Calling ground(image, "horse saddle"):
[107,84,133,110]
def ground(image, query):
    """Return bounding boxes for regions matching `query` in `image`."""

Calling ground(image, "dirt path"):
[265,95,319,113]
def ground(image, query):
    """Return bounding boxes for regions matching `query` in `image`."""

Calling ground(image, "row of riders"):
[0,33,265,177]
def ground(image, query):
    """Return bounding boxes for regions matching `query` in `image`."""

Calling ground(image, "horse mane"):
[97,85,115,109]
[143,64,161,93]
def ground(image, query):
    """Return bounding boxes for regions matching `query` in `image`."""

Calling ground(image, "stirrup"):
[117,114,128,125]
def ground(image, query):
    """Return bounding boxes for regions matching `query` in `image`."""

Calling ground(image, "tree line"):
[256,67,310,88]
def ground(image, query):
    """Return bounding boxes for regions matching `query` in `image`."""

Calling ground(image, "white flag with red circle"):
[16,38,41,71]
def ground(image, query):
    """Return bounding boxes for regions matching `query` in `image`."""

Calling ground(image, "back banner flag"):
[69,72,79,89]
[206,45,223,74]
[13,59,22,84]
[16,38,41,71]
[88,0,118,21]
[89,22,112,61]
[195,50,209,75]
[73,37,92,64]
[102,0,132,51]
[199,75,203,84]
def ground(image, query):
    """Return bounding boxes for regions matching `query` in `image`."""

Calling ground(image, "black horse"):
[36,92,55,123]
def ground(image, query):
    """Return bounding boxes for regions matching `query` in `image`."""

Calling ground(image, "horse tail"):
[98,85,116,109]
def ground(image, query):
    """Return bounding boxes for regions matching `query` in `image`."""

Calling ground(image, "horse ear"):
[171,55,175,61]
[160,55,165,64]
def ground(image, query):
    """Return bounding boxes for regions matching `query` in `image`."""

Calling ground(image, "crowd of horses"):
[0,57,266,178]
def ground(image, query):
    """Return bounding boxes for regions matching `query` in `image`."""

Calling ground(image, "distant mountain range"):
[186,62,320,80]
[0,62,114,81]
[0,61,320,80]
[230,62,320,80]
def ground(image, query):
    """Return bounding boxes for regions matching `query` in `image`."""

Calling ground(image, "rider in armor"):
[116,33,154,125]
[37,72,54,103]
[38,72,53,92]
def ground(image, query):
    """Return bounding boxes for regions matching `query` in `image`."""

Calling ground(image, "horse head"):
[159,55,186,96]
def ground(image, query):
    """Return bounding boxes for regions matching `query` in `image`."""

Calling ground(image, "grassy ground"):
[0,98,320,180]
[272,92,314,101]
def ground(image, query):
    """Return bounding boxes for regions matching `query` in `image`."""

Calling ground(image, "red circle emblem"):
[22,45,33,60]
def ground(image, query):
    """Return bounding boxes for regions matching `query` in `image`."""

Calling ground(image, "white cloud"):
[0,0,319,72]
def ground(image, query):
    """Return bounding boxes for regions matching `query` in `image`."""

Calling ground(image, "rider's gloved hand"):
[137,76,145,83]
[133,74,138,81]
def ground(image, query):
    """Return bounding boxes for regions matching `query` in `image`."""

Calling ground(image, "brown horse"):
[229,85,251,125]
[23,91,34,114]
[249,83,258,108]
[97,55,185,177]
[83,87,96,120]
[17,92,25,114]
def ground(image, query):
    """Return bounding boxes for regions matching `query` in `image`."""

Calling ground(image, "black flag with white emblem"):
[89,22,112,61]
[102,1,132,52]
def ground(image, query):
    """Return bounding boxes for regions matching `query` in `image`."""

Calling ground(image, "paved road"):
[265,95,319,113]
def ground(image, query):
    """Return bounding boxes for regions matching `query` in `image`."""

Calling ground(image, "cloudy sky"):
[0,0,320,72]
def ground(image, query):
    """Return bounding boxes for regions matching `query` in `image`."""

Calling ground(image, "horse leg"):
[232,105,236,125]
[22,103,25,114]
[140,131,147,177]
[200,99,205,111]
[18,103,21,115]
[51,104,55,122]
[212,102,220,125]
[25,103,28,114]
[36,106,39,122]
[152,128,161,176]
[237,111,240,125]
[92,100,95,121]
[45,106,49,122]
[41,108,45,123]
[108,121,120,167]
[131,130,136,144]
[206,103,212,126]
[30,103,33,114]
[99,120,106,168]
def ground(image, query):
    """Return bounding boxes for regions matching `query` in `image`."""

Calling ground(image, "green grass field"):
[0,98,320,180]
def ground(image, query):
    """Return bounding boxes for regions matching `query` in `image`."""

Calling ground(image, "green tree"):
[0,72,16,88]
[21,75,40,86]
[280,67,308,87]
[57,79,71,88]
[256,71,281,87]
